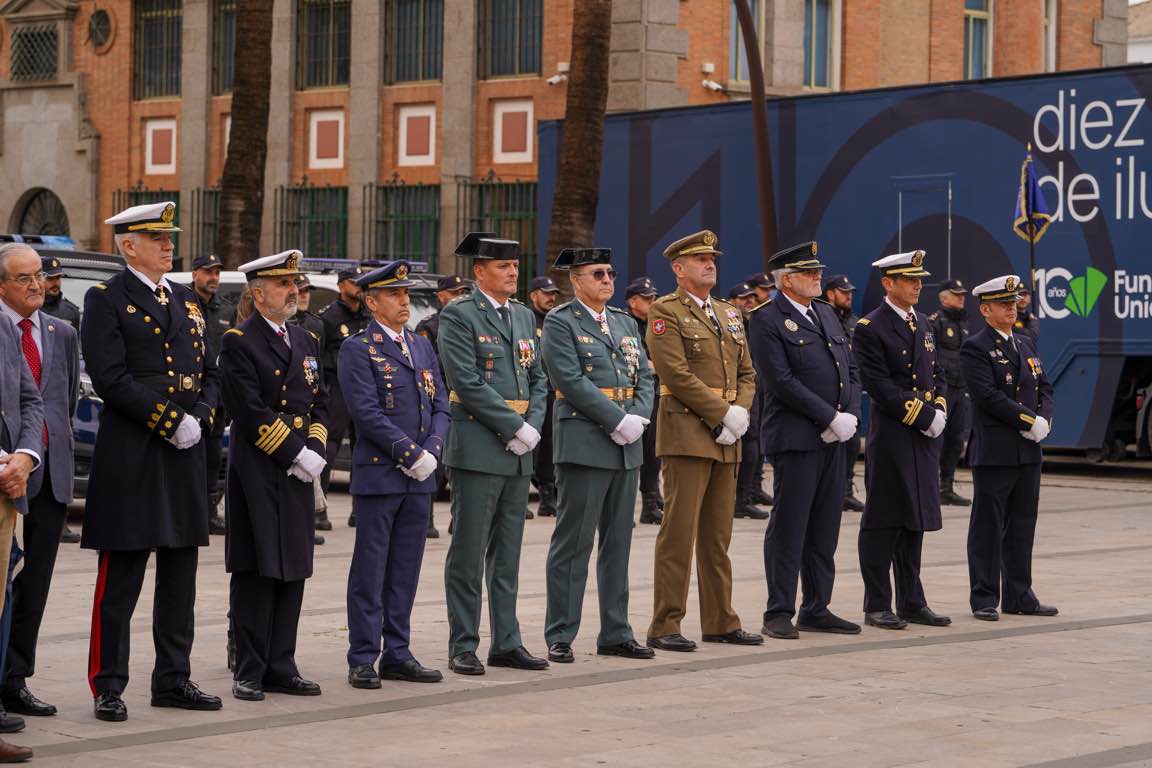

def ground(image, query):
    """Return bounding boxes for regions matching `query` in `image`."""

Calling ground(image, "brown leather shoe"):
[0,738,32,762]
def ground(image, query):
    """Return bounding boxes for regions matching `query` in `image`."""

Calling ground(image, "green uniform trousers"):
[545,464,638,646]
[444,468,529,657]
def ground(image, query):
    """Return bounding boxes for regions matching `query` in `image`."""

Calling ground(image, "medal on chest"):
[185,301,206,335]
[303,356,319,388]
[421,369,437,399]
[518,338,536,368]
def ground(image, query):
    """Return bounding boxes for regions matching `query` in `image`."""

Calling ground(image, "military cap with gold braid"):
[972,274,1023,302]
[872,249,931,278]
[105,201,182,234]
[356,260,416,289]
[767,241,824,271]
[663,229,722,259]
[237,249,304,281]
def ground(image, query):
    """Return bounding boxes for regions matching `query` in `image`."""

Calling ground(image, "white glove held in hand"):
[170,414,202,450]
[612,414,650,445]
[722,405,751,438]
[506,437,532,456]
[820,427,838,444]
[287,463,313,483]
[715,426,739,445]
[515,422,541,451]
[828,412,858,442]
[401,451,438,482]
[294,447,327,480]
[920,409,947,439]
[1020,415,1050,442]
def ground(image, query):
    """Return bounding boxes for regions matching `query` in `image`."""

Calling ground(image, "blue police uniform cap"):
[824,274,855,292]
[41,256,65,277]
[728,281,756,300]
[357,260,417,290]
[191,253,222,271]
[529,275,560,292]
[436,274,471,291]
[625,276,659,298]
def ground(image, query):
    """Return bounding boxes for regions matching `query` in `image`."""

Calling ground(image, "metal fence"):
[457,173,537,294]
[111,185,183,267]
[362,179,440,266]
[10,23,58,81]
[134,0,183,99]
[274,183,348,259]
[187,187,221,260]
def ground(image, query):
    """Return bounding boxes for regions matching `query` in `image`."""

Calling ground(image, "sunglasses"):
[582,268,617,281]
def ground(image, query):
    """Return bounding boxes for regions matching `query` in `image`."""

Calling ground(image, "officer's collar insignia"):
[372,333,384,342]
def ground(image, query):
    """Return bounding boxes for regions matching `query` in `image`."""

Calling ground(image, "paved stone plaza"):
[14,468,1152,766]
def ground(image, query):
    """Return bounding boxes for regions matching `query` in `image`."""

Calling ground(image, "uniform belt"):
[279,412,311,431]
[659,385,737,402]
[555,387,635,402]
[140,373,202,394]
[912,389,936,402]
[449,391,529,415]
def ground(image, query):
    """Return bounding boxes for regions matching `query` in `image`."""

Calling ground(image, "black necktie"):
[497,306,510,329]
[806,307,821,333]
[703,302,722,334]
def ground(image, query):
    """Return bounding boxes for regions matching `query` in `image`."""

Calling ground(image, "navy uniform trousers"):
[968,463,1042,612]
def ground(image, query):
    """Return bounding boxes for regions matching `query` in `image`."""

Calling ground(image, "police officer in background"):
[930,278,972,507]
[625,276,663,525]
[823,274,864,512]
[727,281,768,521]
[288,274,329,545]
[744,272,774,304]
[190,253,234,535]
[962,275,1057,621]
[528,275,561,519]
[742,272,775,507]
[852,250,951,631]
[750,243,862,640]
[1013,286,1040,343]
[317,266,371,527]
[40,256,80,331]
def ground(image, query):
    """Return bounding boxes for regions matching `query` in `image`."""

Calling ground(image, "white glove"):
[828,412,858,442]
[401,451,438,482]
[820,427,838,444]
[515,422,541,451]
[722,405,751,438]
[715,426,739,445]
[612,414,650,445]
[287,462,313,483]
[1020,415,1050,443]
[169,414,202,450]
[294,446,327,480]
[506,436,532,456]
[920,409,947,439]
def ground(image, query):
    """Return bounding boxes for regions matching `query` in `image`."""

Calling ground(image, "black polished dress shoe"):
[548,642,574,663]
[151,681,222,710]
[1004,604,1059,616]
[639,508,663,525]
[59,525,80,544]
[702,629,764,645]
[208,515,227,535]
[1,688,56,717]
[379,659,443,683]
[734,504,770,520]
[0,712,22,735]
[939,490,972,506]
[263,676,321,696]
[93,692,127,722]
[348,664,383,689]
[426,526,440,539]
[597,639,655,659]
[646,634,697,652]
[797,612,861,634]
[972,607,999,621]
[231,680,264,701]
[348,511,357,527]
[315,511,333,531]
[750,488,774,506]
[761,615,799,639]
[897,607,952,626]
[488,646,549,670]
[864,611,908,630]
[448,651,485,676]
[842,494,865,512]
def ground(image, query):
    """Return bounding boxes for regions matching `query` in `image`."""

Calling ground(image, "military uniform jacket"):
[317,298,370,378]
[961,327,1053,467]
[438,293,548,476]
[338,319,450,495]
[853,303,948,532]
[42,293,80,331]
[749,298,860,455]
[80,272,219,551]
[645,289,755,463]
[198,291,235,437]
[929,306,969,393]
[541,302,655,470]
[219,317,328,581]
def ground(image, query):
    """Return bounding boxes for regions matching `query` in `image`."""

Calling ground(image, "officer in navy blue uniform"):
[749,243,862,640]
[220,250,329,702]
[930,278,973,507]
[728,280,768,521]
[852,250,951,631]
[342,262,449,688]
[961,275,1057,621]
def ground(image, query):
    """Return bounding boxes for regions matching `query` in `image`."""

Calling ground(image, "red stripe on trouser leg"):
[88,551,109,696]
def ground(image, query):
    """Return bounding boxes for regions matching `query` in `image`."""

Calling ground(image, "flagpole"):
[1027,143,1037,317]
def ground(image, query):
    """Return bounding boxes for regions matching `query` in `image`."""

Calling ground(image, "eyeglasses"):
[582,268,617,281]
[6,272,45,286]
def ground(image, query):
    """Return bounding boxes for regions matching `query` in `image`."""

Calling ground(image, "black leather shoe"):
[646,634,697,652]
[639,508,663,525]
[548,642,574,663]
[864,611,908,630]
[379,659,443,683]
[524,507,535,520]
[59,525,80,544]
[348,512,357,527]
[734,503,770,520]
[315,511,333,531]
[761,615,799,639]
[488,646,549,671]
[750,488,774,506]
[151,681,222,710]
[898,607,952,626]
[426,526,440,539]
[1,688,55,717]
[208,515,227,535]
[797,613,861,634]
[940,490,972,506]
[1005,604,1059,616]
[448,652,485,676]
[348,664,382,689]
[263,676,321,696]
[597,639,655,659]
[842,494,865,512]
[93,692,127,722]
[702,629,764,645]
[972,607,999,621]
[0,713,23,734]
[314,534,325,545]
[231,680,264,701]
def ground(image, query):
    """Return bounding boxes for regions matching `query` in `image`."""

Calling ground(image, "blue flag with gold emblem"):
[1013,146,1052,244]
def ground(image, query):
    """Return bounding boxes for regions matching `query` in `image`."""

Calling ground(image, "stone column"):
[608,0,688,112]
[180,0,210,264]
[438,0,478,276]
[346,0,383,260]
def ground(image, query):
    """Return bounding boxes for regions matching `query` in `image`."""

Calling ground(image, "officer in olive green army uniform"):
[439,233,550,676]
[645,230,762,652]
[540,248,656,664]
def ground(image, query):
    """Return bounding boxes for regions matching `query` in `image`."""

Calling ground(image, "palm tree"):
[215,1,274,269]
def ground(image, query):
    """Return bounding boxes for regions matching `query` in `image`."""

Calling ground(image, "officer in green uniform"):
[540,248,656,664]
[439,232,550,676]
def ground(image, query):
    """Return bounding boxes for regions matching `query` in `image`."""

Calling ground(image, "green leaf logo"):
[1065,266,1108,317]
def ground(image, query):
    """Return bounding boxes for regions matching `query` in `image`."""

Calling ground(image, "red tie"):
[18,318,47,446]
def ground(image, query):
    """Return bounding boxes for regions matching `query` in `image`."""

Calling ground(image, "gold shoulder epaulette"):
[224,328,244,336]
[308,330,319,341]
[856,317,871,326]
[656,293,678,303]
[94,283,107,290]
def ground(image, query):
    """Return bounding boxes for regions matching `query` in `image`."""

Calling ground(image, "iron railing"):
[362,178,440,266]
[111,184,183,268]
[274,182,348,259]
[188,187,221,260]
[456,172,537,294]
[10,23,58,81]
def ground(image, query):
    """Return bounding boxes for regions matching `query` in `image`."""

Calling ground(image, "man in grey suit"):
[0,243,79,722]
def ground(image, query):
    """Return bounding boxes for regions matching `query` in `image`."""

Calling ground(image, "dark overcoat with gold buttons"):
[219,317,329,582]
[80,272,219,551]
[852,304,947,532]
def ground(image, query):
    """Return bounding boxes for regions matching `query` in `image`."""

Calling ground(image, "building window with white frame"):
[729,0,763,83]
[964,0,992,80]
[803,0,835,89]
